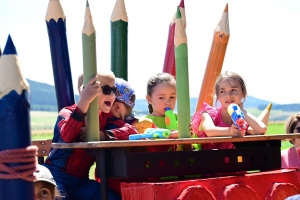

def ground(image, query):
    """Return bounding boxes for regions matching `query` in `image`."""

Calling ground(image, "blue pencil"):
[45,0,75,111]
[0,35,34,200]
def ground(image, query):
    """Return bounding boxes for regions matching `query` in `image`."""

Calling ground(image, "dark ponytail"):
[148,104,153,114]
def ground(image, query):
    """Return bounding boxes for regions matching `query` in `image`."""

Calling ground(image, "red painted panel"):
[222,184,259,200]
[266,183,299,200]
[177,185,216,200]
[121,169,300,200]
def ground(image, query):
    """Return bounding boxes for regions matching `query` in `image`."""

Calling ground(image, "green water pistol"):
[165,107,178,130]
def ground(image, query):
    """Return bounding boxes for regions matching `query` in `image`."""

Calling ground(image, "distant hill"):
[135,96,277,113]
[27,79,300,121]
[27,79,79,111]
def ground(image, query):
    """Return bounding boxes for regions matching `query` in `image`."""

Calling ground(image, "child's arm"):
[77,76,100,113]
[201,112,243,137]
[105,124,139,140]
[58,106,85,143]
[241,109,267,135]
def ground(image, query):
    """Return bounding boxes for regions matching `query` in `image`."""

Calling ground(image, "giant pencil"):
[175,7,190,139]
[0,35,34,199]
[163,0,186,79]
[195,4,230,111]
[82,1,99,142]
[111,0,128,80]
[163,13,176,78]
[258,103,272,127]
[46,0,75,111]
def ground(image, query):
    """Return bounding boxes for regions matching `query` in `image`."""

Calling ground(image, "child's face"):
[110,101,133,121]
[146,83,176,117]
[292,121,300,148]
[217,78,245,109]
[98,76,116,113]
[34,182,53,200]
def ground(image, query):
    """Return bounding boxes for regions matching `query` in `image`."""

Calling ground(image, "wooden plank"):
[51,134,300,149]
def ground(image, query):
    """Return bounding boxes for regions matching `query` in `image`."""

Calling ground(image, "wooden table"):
[51,134,300,200]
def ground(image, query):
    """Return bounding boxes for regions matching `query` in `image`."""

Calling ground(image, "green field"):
[31,111,291,148]
[30,111,293,179]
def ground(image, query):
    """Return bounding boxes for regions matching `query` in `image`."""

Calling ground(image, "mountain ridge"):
[27,79,299,119]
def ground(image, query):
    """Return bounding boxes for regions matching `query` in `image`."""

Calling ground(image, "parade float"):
[1,0,300,199]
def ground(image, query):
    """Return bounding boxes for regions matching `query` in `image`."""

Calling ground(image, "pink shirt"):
[281,146,300,169]
[192,102,234,150]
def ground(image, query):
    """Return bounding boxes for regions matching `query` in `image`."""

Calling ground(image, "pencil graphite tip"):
[3,35,17,55]
[176,6,182,19]
[82,1,96,35]
[86,0,89,7]
[179,0,185,8]
[224,3,228,13]
[266,103,272,111]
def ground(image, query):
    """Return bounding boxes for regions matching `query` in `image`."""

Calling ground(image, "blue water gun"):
[227,103,249,133]
[129,128,171,140]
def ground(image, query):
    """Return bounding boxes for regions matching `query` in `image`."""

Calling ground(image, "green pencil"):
[175,6,190,139]
[111,0,128,80]
[82,0,99,141]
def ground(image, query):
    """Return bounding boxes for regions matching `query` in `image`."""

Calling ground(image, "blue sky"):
[0,0,299,104]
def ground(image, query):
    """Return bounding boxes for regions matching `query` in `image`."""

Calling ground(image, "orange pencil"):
[195,4,230,112]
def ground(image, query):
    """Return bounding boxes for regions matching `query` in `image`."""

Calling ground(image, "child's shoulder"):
[58,104,77,118]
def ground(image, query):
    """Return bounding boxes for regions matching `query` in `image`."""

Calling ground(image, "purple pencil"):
[45,0,75,111]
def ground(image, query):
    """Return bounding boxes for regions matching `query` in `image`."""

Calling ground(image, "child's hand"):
[169,130,178,139]
[229,124,244,137]
[189,123,196,137]
[77,76,101,113]
[80,76,101,104]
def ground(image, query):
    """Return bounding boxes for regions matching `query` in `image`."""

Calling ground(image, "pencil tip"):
[224,3,228,12]
[3,34,18,55]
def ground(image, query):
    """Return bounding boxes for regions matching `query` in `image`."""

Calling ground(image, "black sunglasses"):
[295,127,300,133]
[101,85,117,95]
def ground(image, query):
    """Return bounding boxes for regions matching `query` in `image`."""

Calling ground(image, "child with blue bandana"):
[104,78,138,139]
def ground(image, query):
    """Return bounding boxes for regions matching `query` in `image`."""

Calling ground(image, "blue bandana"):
[115,78,135,107]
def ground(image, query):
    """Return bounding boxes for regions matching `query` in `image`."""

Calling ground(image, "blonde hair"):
[77,71,115,93]
[214,71,247,104]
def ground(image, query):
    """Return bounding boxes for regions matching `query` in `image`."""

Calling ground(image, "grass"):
[266,122,293,150]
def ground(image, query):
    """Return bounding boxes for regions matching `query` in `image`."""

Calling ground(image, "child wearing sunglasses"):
[281,112,300,169]
[44,71,139,200]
